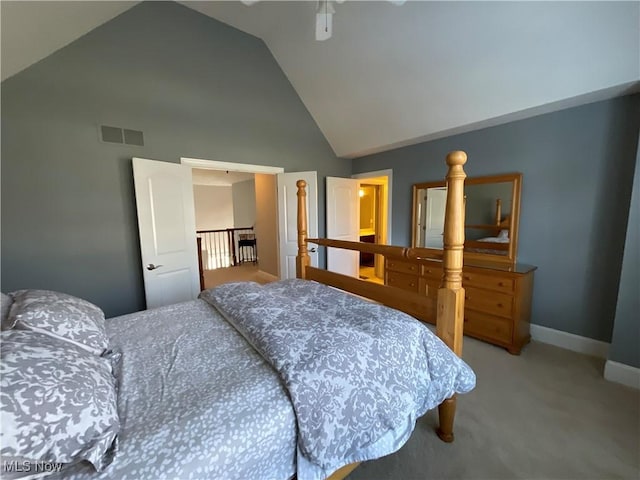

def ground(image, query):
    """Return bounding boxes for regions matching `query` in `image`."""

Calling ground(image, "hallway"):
[203,263,273,290]
[359,266,384,285]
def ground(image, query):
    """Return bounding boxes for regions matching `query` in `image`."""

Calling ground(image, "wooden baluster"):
[296,180,311,279]
[436,150,467,443]
[495,198,502,226]
[215,232,220,268]
[197,236,205,291]
[229,229,237,266]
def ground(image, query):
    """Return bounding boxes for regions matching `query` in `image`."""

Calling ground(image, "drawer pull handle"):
[410,283,415,287]
[463,275,471,280]
[410,266,415,270]
[498,282,505,286]
[497,303,503,308]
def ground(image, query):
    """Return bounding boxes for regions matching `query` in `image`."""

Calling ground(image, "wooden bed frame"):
[294,151,468,480]
[464,198,509,253]
[464,239,509,252]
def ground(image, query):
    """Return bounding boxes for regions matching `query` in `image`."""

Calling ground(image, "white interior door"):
[424,187,447,249]
[277,171,319,280]
[133,157,200,308]
[326,177,360,277]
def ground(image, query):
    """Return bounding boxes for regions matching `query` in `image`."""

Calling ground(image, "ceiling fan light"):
[245,0,405,42]
[315,11,333,41]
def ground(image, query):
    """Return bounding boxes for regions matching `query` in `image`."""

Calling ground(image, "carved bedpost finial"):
[296,180,310,279]
[446,150,467,167]
[442,151,467,291]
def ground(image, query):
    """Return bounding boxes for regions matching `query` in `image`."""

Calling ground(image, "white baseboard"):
[256,270,279,283]
[604,360,640,389]
[530,324,609,359]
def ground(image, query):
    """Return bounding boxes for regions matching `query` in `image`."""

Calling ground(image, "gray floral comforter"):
[52,300,297,480]
[199,279,476,480]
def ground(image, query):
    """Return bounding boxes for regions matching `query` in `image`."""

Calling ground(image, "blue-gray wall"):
[1,2,349,317]
[2,0,637,347]
[609,139,640,368]
[353,95,640,342]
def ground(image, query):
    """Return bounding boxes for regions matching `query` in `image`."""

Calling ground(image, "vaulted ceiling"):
[2,1,638,158]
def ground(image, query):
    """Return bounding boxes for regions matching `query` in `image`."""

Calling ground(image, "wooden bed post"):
[296,180,311,279]
[436,150,467,443]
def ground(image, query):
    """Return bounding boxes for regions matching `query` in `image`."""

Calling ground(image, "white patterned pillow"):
[1,293,13,331]
[0,330,119,471]
[9,290,108,355]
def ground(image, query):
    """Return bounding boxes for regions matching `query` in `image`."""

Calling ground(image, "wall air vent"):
[100,125,144,146]
[123,129,144,146]
[100,125,123,144]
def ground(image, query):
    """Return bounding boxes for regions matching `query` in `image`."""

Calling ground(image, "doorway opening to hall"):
[355,173,390,286]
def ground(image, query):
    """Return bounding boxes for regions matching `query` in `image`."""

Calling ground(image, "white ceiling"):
[2,1,638,159]
[192,168,255,186]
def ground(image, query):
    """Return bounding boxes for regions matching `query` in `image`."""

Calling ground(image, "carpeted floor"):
[349,337,640,480]
[203,264,271,289]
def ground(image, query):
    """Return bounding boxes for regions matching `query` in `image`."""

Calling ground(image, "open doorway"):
[183,158,284,289]
[191,168,269,288]
[132,157,316,307]
[352,170,392,285]
[358,184,383,284]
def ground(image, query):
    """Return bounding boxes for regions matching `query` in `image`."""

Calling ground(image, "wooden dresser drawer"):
[384,256,535,355]
[420,264,442,281]
[464,286,513,319]
[386,259,420,275]
[419,278,440,298]
[387,271,419,292]
[462,270,515,294]
[464,310,513,344]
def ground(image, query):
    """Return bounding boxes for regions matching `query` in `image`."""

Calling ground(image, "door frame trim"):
[181,157,284,174]
[351,169,393,245]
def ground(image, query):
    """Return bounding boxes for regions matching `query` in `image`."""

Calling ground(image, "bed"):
[1,151,474,480]
[464,230,510,255]
[464,200,511,255]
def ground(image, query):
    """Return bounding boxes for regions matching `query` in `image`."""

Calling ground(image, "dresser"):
[385,258,536,354]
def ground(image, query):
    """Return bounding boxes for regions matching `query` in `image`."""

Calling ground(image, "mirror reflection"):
[412,173,522,262]
[464,182,512,255]
[414,186,447,249]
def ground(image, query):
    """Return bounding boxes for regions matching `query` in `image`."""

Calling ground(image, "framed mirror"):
[412,173,522,264]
